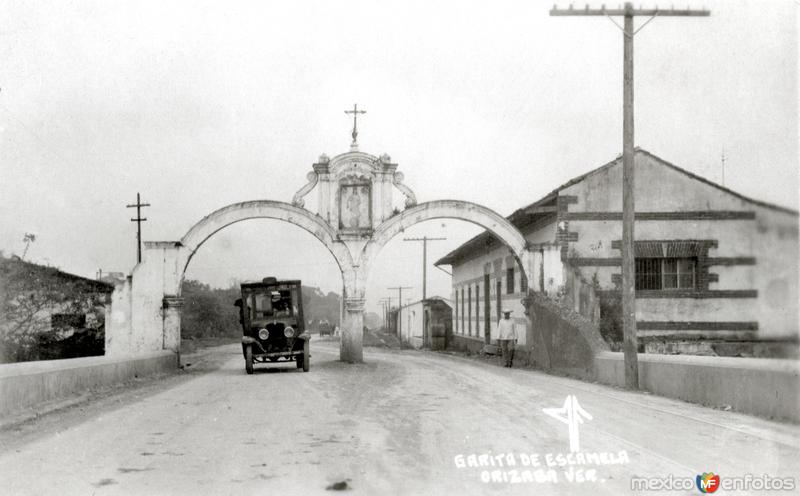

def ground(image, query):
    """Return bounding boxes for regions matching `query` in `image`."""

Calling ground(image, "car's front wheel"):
[302,340,310,372]
[245,345,254,375]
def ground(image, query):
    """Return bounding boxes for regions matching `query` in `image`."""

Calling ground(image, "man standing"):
[497,309,517,368]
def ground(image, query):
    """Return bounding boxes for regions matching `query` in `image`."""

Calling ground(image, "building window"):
[635,258,697,290]
[506,267,515,294]
[467,286,472,335]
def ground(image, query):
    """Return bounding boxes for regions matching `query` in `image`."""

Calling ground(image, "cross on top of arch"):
[292,148,417,238]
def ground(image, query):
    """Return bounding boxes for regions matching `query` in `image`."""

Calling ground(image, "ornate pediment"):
[291,148,417,237]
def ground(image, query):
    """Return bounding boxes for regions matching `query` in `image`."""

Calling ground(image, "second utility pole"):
[387,286,412,336]
[403,236,446,300]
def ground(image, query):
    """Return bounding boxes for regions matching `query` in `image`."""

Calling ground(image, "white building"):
[435,150,798,357]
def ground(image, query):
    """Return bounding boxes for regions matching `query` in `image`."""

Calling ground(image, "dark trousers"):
[499,339,515,367]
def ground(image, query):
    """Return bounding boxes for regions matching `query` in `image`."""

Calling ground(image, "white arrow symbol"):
[543,395,593,453]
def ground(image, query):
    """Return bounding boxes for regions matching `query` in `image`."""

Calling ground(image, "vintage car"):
[318,320,333,336]
[235,277,310,374]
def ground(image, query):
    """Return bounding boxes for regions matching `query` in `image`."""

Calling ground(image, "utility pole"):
[721,148,726,186]
[550,3,709,390]
[403,236,447,300]
[379,297,392,328]
[387,286,412,337]
[126,192,151,264]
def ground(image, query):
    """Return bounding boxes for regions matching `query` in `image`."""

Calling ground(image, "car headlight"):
[258,328,269,340]
[283,326,295,338]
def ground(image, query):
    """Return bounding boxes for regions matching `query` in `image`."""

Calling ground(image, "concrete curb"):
[0,351,177,419]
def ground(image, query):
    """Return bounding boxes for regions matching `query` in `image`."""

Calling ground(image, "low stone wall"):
[0,351,177,418]
[594,351,800,422]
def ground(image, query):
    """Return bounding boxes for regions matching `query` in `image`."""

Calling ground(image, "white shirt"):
[497,318,517,340]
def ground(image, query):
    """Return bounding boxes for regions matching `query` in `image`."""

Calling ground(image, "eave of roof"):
[435,148,798,267]
[636,149,799,216]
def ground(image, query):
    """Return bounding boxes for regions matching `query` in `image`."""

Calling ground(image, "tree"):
[21,233,36,260]
[179,280,342,338]
[0,255,109,362]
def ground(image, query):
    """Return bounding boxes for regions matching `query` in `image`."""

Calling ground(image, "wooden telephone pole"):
[403,236,447,300]
[379,298,392,328]
[387,286,412,336]
[550,3,710,389]
[126,192,150,264]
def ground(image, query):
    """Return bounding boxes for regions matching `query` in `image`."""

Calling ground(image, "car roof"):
[240,279,302,289]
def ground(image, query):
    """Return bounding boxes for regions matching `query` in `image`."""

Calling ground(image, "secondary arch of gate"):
[177,200,355,294]
[360,200,532,281]
[111,200,354,358]
[356,200,533,357]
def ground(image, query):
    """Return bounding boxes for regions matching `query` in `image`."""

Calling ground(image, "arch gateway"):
[105,144,534,363]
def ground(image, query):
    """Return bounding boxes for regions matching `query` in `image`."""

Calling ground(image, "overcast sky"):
[1,0,796,315]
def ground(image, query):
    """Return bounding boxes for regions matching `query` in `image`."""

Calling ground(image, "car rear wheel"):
[245,345,254,375]
[302,340,310,372]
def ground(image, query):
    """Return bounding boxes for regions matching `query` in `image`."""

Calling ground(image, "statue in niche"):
[339,183,371,230]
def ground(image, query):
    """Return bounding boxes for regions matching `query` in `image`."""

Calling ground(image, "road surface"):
[1,340,798,495]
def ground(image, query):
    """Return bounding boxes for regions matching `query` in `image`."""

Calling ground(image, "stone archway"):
[107,148,535,366]
[337,200,533,362]
[178,200,355,294]
[174,200,361,361]
[106,201,355,359]
[360,200,533,284]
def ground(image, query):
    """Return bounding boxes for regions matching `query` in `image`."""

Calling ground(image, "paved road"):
[1,341,799,495]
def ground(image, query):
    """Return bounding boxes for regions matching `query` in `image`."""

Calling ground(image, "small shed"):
[396,297,452,350]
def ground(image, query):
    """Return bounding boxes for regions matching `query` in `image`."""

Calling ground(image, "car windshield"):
[249,289,294,319]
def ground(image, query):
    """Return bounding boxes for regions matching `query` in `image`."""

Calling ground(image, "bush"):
[598,294,623,351]
[0,255,113,363]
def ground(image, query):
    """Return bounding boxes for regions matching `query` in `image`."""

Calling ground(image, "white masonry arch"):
[110,200,356,359]
[109,199,534,364]
[360,200,533,287]
[176,200,355,295]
